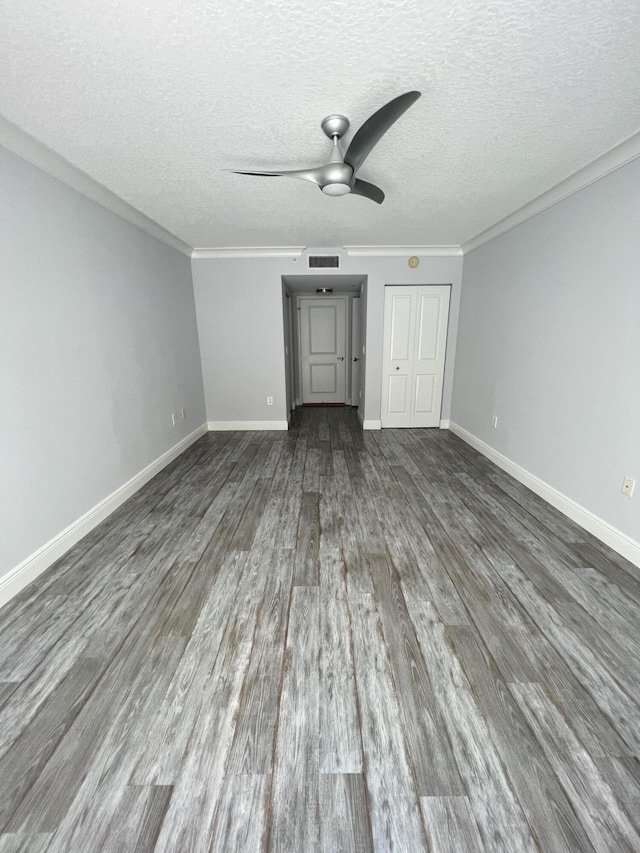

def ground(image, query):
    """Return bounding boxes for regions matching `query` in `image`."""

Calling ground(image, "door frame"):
[285,283,366,414]
[350,296,362,406]
[297,295,349,405]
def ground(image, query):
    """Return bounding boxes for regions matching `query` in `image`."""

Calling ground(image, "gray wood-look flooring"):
[1,406,640,852]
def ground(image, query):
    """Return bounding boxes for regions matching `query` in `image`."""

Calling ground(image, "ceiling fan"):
[231,90,421,204]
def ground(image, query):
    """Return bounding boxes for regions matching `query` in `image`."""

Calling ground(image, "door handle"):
[352,357,359,362]
[337,356,344,361]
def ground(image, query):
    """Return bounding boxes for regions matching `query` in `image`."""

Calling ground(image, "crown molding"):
[462,131,640,254]
[0,116,193,257]
[344,245,463,257]
[191,246,304,259]
[192,245,464,260]
[191,245,464,260]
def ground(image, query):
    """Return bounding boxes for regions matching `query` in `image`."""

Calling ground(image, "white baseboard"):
[363,419,382,430]
[448,422,640,569]
[0,424,209,609]
[439,419,450,429]
[208,420,288,431]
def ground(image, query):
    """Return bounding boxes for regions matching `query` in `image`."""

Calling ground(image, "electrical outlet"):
[492,415,498,429]
[171,413,177,426]
[621,476,635,497]
[266,396,273,406]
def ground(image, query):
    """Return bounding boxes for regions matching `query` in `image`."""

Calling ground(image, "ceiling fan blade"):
[231,170,282,176]
[344,91,421,174]
[230,167,323,186]
[351,178,385,205]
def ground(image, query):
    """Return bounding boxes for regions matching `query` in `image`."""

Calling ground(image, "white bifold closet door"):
[381,285,450,427]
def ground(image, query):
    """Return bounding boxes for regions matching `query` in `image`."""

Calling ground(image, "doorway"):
[281,275,365,412]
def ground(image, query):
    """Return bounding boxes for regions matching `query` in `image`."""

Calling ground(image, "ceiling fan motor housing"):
[320,161,353,193]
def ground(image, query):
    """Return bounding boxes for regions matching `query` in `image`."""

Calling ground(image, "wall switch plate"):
[171,413,177,426]
[492,415,498,429]
[622,476,635,497]
[266,396,273,406]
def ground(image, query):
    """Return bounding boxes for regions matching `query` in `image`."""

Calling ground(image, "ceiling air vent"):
[308,255,340,269]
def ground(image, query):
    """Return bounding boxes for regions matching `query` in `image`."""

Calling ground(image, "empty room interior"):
[1,0,640,850]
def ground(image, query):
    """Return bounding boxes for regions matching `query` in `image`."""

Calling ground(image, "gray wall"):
[1,146,206,579]
[192,257,289,425]
[192,252,463,427]
[452,156,640,544]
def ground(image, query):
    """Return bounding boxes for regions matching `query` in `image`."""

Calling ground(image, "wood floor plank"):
[365,449,468,623]
[42,637,185,849]
[391,466,540,683]
[319,550,363,774]
[357,449,448,608]
[570,567,640,636]
[130,551,261,785]
[405,600,536,851]
[0,513,155,636]
[349,593,428,852]
[210,775,269,853]
[454,470,586,575]
[268,585,320,852]
[510,683,640,850]
[319,774,373,853]
[554,601,640,698]
[0,833,51,852]
[226,549,294,775]
[228,476,273,552]
[225,432,269,483]
[8,572,191,835]
[258,437,285,479]
[0,684,18,708]
[366,553,464,796]
[97,785,173,853]
[340,515,375,597]
[332,453,375,596]
[494,560,640,753]
[0,657,103,833]
[446,625,596,851]
[303,446,321,492]
[0,517,154,659]
[0,594,70,680]
[293,491,320,586]
[569,541,640,603]
[318,475,342,553]
[151,555,264,852]
[592,756,640,834]
[420,796,484,853]
[252,441,299,548]
[0,538,173,759]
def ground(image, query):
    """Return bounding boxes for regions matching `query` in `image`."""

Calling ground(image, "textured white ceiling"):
[1,0,639,249]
